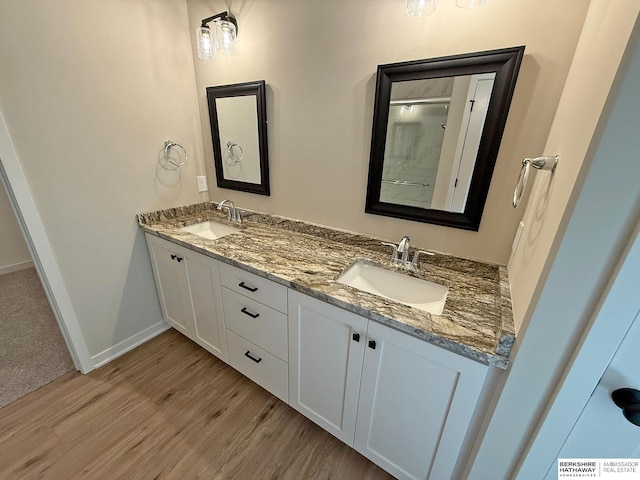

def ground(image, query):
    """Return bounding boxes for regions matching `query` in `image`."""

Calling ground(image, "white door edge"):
[516,216,640,478]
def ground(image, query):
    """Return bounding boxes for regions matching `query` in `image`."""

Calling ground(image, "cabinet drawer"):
[219,262,287,313]
[227,330,288,403]
[222,287,288,361]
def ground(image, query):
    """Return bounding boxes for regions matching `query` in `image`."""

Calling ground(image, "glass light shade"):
[196,26,214,60]
[456,0,487,8]
[406,0,436,17]
[214,19,237,56]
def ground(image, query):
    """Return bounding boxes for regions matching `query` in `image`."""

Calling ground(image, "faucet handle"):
[381,242,400,262]
[398,235,411,263]
[411,250,435,269]
[398,235,410,252]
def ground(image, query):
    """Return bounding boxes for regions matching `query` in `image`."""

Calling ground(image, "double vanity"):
[138,201,515,480]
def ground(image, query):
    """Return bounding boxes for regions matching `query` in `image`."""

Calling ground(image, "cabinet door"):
[145,234,193,336]
[184,251,228,362]
[288,291,367,445]
[355,321,488,480]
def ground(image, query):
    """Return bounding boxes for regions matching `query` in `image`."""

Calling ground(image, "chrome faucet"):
[382,235,434,271]
[217,199,242,223]
[398,236,411,264]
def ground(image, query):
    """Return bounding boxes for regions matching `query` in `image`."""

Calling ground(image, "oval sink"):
[336,260,449,315]
[180,221,240,240]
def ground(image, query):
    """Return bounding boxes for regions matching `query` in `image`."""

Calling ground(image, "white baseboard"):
[91,321,171,369]
[0,259,33,275]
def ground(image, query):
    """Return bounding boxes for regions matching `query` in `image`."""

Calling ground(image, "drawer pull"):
[244,351,262,363]
[238,281,258,293]
[241,307,260,319]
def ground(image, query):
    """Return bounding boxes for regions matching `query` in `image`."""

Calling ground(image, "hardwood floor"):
[0,329,393,479]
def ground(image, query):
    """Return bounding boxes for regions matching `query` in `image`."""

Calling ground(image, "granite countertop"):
[138,202,515,369]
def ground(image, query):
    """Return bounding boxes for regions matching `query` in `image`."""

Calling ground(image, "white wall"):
[0,0,206,361]
[520,38,640,468]
[0,179,31,274]
[187,0,589,264]
[508,0,640,332]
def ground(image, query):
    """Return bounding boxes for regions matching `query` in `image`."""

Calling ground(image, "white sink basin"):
[180,221,240,240]
[336,261,449,315]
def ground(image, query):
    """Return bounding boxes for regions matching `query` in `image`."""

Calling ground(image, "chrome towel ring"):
[164,140,188,167]
[224,140,244,166]
[513,155,559,208]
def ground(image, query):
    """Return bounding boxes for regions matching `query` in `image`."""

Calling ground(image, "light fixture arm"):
[200,11,238,34]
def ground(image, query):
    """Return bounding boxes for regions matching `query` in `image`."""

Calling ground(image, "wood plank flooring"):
[0,329,393,479]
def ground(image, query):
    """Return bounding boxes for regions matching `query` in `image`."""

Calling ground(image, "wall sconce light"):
[406,0,487,17]
[196,11,238,60]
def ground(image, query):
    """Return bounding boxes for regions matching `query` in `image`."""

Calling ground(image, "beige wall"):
[508,0,640,332]
[0,0,603,360]
[0,0,206,357]
[188,0,589,264]
[0,180,31,273]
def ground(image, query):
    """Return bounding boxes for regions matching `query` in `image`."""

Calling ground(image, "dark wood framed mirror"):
[206,80,270,195]
[365,46,525,231]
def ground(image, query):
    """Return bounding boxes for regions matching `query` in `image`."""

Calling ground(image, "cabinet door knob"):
[241,307,260,319]
[244,351,262,364]
[170,254,177,260]
[175,256,183,262]
[368,340,377,350]
[612,388,640,427]
[238,281,258,293]
[352,333,360,342]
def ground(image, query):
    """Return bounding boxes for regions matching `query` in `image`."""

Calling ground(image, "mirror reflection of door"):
[380,73,495,213]
[435,73,496,212]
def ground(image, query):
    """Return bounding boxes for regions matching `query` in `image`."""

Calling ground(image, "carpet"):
[0,267,75,409]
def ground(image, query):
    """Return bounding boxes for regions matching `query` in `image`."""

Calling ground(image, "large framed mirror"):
[206,80,270,195]
[365,46,525,230]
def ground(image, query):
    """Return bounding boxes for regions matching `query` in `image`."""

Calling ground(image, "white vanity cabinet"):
[145,234,228,362]
[144,232,491,479]
[219,263,289,403]
[355,320,488,480]
[288,290,488,480]
[288,290,368,444]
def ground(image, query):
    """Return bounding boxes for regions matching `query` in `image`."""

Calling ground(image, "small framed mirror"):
[365,46,524,230]
[206,80,270,195]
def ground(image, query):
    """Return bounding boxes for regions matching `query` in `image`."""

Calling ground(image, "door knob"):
[612,388,640,427]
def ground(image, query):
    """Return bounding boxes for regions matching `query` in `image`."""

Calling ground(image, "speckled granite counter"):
[138,202,515,369]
